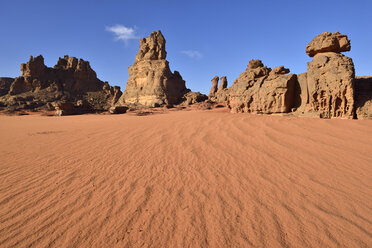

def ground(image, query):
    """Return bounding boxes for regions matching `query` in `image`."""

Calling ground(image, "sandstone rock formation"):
[54,102,76,116]
[209,76,219,97]
[208,76,229,103]
[227,60,296,114]
[355,76,372,120]
[293,32,355,119]
[306,52,355,118]
[0,55,120,112]
[108,106,129,114]
[306,32,351,57]
[292,72,308,114]
[218,76,228,92]
[181,91,208,106]
[0,77,13,97]
[116,30,188,107]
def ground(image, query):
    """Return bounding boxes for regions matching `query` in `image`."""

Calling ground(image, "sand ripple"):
[0,111,371,247]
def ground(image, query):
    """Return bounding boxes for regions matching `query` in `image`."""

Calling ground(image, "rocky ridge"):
[0,55,120,114]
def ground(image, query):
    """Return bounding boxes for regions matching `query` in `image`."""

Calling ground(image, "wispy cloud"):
[181,50,203,59]
[105,24,138,44]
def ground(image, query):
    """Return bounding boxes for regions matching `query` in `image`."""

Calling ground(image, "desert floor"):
[0,109,371,248]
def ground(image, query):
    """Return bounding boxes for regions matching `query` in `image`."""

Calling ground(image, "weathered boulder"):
[209,76,219,97]
[117,30,188,107]
[54,102,76,116]
[103,82,122,106]
[270,66,290,75]
[108,106,128,114]
[0,77,14,97]
[355,76,372,120]
[181,91,208,106]
[227,60,296,114]
[306,32,351,57]
[247,59,264,69]
[0,55,120,112]
[306,52,355,118]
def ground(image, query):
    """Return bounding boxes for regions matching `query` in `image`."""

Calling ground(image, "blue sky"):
[0,0,371,94]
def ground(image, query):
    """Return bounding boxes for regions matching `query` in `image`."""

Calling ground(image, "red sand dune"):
[0,109,371,247]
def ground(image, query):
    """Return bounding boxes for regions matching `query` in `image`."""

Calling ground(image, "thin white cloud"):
[105,24,138,43]
[181,50,203,59]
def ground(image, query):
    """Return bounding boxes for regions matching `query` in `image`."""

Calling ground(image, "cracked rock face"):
[306,52,355,118]
[227,60,296,114]
[0,77,14,97]
[117,30,188,107]
[355,76,372,120]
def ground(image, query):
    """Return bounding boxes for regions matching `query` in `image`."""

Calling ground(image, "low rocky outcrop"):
[227,60,296,114]
[355,76,372,120]
[181,91,208,106]
[306,32,351,57]
[0,55,121,113]
[54,102,76,116]
[0,77,13,97]
[116,30,188,107]
[108,106,129,114]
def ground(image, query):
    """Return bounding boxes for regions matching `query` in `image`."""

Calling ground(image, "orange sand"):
[0,110,371,247]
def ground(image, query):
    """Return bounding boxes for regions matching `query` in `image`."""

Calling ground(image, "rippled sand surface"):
[0,110,371,247]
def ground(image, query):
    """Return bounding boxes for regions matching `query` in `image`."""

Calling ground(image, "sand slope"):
[0,110,371,247]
